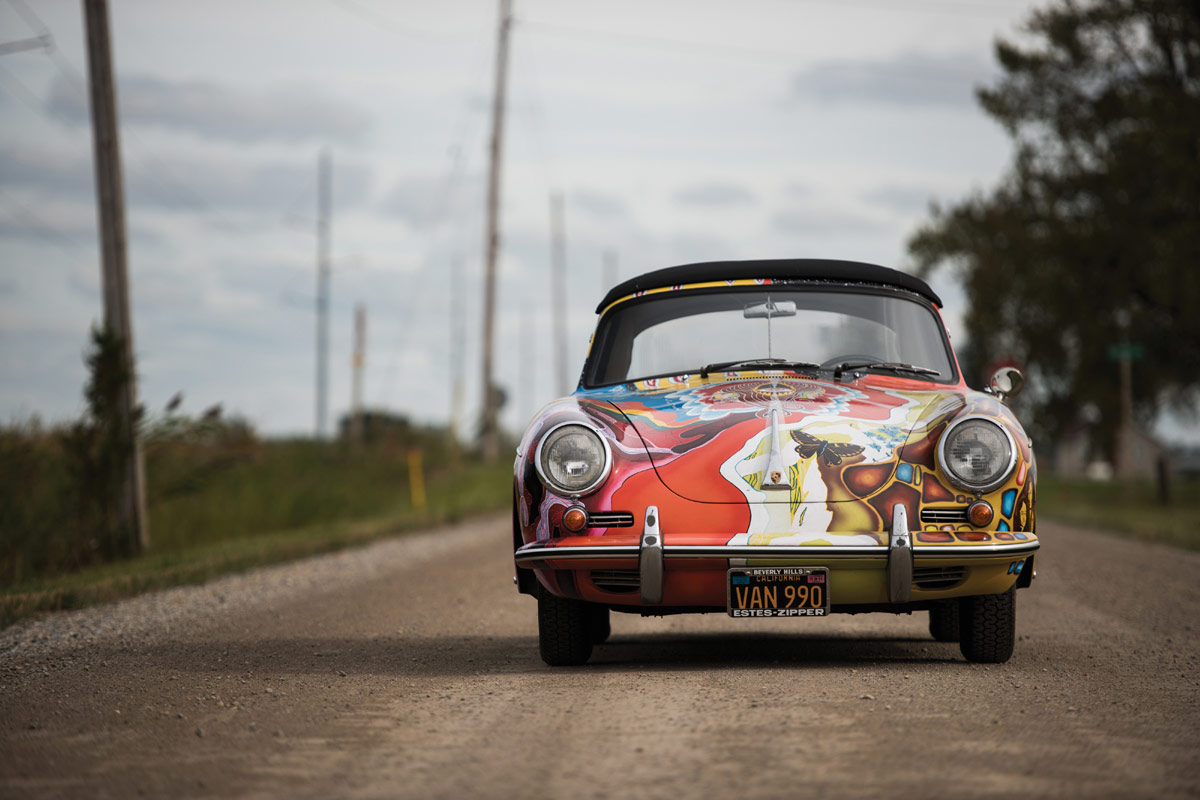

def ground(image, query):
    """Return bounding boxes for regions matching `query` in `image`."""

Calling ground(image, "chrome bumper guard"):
[639,505,663,604]
[888,504,913,604]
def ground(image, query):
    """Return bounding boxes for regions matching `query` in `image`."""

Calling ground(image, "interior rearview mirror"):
[743,299,796,319]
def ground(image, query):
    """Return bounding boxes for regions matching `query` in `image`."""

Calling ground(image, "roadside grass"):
[14,420,1191,629]
[1038,475,1200,550]
[1,436,512,628]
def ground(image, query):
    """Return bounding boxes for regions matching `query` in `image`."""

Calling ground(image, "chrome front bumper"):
[514,503,1040,605]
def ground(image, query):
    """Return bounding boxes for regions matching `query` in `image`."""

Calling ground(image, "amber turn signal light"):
[562,505,588,533]
[967,500,994,528]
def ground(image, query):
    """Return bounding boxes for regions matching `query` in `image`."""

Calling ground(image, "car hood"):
[583,374,966,505]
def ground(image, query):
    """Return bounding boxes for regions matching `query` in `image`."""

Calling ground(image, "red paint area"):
[922,477,956,503]
[867,483,920,530]
[899,420,946,469]
[844,463,893,497]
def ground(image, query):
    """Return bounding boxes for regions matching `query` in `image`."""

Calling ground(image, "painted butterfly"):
[790,429,864,466]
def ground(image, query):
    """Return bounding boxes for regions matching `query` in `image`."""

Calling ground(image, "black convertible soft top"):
[595,258,942,312]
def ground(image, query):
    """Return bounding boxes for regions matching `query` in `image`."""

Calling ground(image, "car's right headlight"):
[534,423,612,496]
[937,416,1017,493]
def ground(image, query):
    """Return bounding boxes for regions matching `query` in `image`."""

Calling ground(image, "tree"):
[62,325,143,562]
[908,0,1200,459]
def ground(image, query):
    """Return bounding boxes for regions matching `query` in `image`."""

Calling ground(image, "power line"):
[518,0,1018,64]
[375,14,497,419]
[510,18,558,194]
[0,35,50,56]
[775,0,1019,17]
[324,0,457,41]
[7,0,257,234]
[6,0,52,39]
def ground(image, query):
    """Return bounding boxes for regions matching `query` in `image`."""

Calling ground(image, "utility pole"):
[83,0,147,552]
[316,148,332,439]
[351,303,366,445]
[550,191,568,396]
[479,0,512,462]
[449,255,466,454]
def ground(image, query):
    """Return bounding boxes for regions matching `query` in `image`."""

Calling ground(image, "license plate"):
[727,567,829,617]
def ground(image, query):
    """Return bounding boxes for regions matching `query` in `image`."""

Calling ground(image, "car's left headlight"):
[937,416,1017,493]
[535,423,612,496]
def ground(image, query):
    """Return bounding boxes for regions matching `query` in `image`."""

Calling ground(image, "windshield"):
[584,288,956,386]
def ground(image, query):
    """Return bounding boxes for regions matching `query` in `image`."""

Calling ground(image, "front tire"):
[929,600,960,642]
[537,586,594,666]
[959,587,1016,663]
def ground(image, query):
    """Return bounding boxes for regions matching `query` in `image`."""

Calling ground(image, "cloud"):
[46,75,370,144]
[0,144,93,202]
[0,143,370,217]
[862,186,939,214]
[381,172,484,228]
[570,189,627,219]
[667,233,739,265]
[125,157,372,213]
[673,182,756,207]
[0,208,96,245]
[791,52,991,109]
[770,208,887,239]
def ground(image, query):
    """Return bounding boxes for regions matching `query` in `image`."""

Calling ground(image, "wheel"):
[588,605,611,645]
[537,585,594,666]
[928,600,960,642]
[958,587,1016,663]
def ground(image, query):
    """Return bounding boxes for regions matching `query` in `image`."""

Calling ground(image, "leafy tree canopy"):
[909,0,1200,454]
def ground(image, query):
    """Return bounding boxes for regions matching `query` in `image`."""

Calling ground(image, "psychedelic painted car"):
[512,259,1037,666]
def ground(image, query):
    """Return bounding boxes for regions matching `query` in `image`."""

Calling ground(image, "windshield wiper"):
[832,360,941,380]
[699,358,821,379]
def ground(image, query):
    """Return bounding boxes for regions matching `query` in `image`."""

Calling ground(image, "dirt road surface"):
[2,516,1197,799]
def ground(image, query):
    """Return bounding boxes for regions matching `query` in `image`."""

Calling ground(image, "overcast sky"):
[3,0,1191,443]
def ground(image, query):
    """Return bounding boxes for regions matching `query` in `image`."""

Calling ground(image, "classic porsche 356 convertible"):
[512,259,1037,666]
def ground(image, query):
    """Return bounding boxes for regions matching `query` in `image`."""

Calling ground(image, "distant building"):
[1172,446,1200,479]
[1053,422,1093,478]
[1054,422,1167,481]
[1117,424,1167,480]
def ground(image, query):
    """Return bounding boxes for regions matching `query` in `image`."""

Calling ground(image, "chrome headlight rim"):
[936,415,1018,494]
[533,421,613,497]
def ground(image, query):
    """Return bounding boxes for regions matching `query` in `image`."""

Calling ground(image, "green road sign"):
[1107,344,1145,361]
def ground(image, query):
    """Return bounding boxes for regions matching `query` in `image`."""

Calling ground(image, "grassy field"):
[1037,475,1200,550]
[1,419,513,628]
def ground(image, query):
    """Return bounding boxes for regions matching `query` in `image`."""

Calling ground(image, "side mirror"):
[988,366,1025,403]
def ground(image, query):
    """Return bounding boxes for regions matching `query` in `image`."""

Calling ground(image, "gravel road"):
[1,515,1197,799]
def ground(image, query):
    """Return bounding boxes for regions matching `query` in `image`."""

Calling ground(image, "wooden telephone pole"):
[315,148,332,439]
[83,0,147,552]
[479,0,512,462]
[350,303,366,444]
